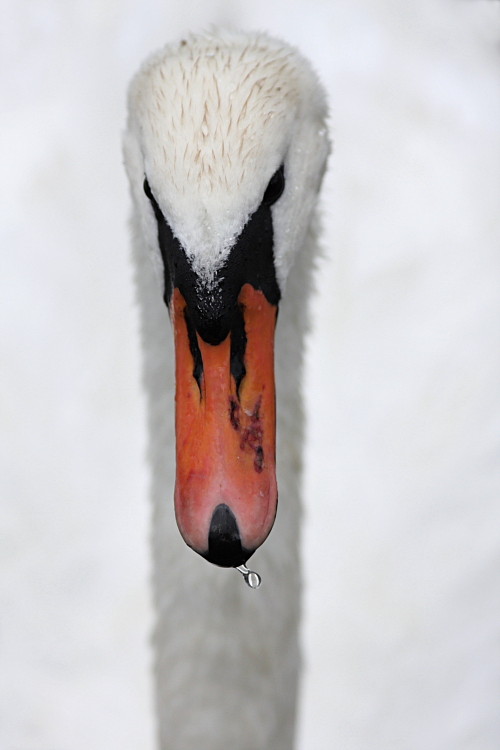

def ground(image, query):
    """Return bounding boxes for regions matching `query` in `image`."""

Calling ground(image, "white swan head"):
[124,30,329,568]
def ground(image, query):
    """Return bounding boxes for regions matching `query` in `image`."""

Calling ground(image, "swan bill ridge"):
[144,175,282,564]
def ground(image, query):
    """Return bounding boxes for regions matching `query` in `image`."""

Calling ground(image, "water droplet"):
[236,564,261,589]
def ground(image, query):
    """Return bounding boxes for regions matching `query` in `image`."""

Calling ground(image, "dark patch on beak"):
[204,504,254,568]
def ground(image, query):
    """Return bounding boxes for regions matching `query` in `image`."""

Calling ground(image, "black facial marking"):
[171,199,280,345]
[144,178,173,304]
[230,304,247,396]
[184,308,203,393]
[144,169,283,394]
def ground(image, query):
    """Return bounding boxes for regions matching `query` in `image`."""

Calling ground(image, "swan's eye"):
[262,165,285,206]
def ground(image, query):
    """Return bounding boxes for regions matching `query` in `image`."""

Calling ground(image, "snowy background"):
[2,1,500,749]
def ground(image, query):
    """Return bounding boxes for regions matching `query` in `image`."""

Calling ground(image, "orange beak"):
[171,283,278,566]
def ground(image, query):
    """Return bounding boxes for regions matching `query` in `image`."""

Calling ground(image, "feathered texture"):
[125,31,329,750]
[124,30,329,288]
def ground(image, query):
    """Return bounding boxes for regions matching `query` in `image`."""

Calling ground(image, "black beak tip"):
[202,503,254,568]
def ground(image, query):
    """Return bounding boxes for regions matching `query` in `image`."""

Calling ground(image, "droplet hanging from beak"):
[236,564,262,589]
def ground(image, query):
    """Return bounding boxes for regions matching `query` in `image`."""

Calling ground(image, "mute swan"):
[124,30,329,750]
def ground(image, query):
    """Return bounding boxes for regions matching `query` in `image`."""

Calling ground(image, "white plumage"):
[124,31,329,749]
[125,31,328,288]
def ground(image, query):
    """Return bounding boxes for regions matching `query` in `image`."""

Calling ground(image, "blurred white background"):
[1,1,499,749]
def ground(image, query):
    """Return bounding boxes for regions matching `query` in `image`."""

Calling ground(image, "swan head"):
[125,31,329,568]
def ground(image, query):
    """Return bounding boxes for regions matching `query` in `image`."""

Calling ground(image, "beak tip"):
[202,503,254,568]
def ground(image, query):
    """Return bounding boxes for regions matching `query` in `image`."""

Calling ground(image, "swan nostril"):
[203,503,253,568]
